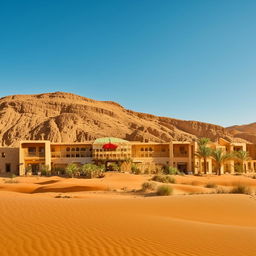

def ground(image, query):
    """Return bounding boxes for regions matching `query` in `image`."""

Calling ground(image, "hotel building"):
[0,137,256,175]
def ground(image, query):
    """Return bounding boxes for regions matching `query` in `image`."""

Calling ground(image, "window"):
[180,146,185,153]
[28,147,36,153]
[66,154,70,158]
[66,147,70,152]
[76,154,79,158]
[2,152,5,158]
[5,163,11,173]
[76,148,80,151]
[71,148,75,151]
[141,148,144,151]
[81,148,86,151]
[39,147,45,153]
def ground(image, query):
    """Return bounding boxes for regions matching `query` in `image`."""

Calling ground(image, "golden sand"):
[0,173,255,256]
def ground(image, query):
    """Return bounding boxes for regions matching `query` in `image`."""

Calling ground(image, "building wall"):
[11,138,256,175]
[0,147,19,175]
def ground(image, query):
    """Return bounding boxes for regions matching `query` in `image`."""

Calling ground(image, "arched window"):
[141,148,144,151]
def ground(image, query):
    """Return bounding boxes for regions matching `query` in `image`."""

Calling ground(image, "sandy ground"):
[0,173,256,256]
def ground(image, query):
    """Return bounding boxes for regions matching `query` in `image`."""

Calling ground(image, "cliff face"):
[227,123,256,144]
[0,92,241,146]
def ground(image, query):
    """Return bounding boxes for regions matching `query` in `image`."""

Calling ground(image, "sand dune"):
[0,193,255,256]
[0,173,256,256]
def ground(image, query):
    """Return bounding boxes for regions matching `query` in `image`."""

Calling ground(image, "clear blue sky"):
[0,0,255,127]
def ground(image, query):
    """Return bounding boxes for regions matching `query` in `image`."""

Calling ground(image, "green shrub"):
[131,164,141,175]
[40,164,51,176]
[80,164,105,178]
[162,166,180,175]
[234,163,243,174]
[52,167,66,176]
[108,162,120,172]
[156,185,173,196]
[205,182,217,188]
[141,182,156,192]
[230,185,251,195]
[65,163,79,178]
[152,175,176,184]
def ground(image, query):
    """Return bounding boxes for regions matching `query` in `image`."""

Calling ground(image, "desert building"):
[0,137,256,175]
[0,147,19,175]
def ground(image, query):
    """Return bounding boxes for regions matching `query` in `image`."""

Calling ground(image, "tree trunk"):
[218,163,221,176]
[204,157,207,174]
[198,159,202,174]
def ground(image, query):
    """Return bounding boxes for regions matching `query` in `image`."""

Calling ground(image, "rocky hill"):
[0,92,244,146]
[227,123,256,144]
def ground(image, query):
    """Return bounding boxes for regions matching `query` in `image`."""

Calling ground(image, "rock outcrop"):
[227,123,256,144]
[0,91,245,146]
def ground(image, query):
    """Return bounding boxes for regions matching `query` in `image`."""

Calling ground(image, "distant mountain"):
[227,123,256,144]
[0,91,245,146]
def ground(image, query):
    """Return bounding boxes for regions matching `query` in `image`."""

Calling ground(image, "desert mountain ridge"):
[226,122,256,144]
[0,91,251,146]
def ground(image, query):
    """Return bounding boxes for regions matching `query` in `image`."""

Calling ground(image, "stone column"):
[169,142,174,167]
[188,144,192,172]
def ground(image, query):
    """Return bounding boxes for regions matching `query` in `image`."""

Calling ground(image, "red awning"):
[102,143,118,150]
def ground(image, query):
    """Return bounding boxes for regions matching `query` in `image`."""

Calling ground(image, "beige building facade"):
[0,137,256,175]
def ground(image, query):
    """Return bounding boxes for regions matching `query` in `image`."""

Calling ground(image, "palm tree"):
[233,150,251,173]
[196,138,212,174]
[211,148,232,175]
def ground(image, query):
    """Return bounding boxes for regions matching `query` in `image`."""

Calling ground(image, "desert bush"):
[205,182,217,188]
[4,178,18,184]
[141,182,156,192]
[52,167,65,176]
[162,166,180,175]
[215,187,228,194]
[108,162,120,172]
[251,175,256,179]
[40,164,51,176]
[65,163,79,178]
[55,194,71,199]
[152,175,176,184]
[234,163,243,174]
[144,168,150,175]
[80,164,105,178]
[25,165,32,176]
[156,185,173,196]
[230,185,251,195]
[131,164,141,175]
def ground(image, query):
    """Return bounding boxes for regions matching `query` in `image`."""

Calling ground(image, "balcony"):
[51,151,92,158]
[24,152,45,158]
[173,152,189,158]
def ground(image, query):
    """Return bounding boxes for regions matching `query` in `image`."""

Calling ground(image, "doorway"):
[177,162,188,173]
[5,163,11,173]
[31,164,40,175]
